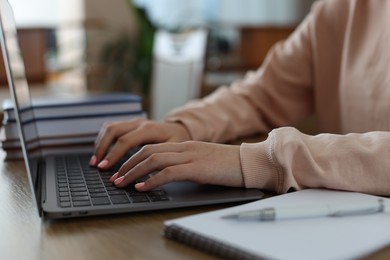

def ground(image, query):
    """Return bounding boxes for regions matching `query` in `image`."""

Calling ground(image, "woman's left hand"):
[110,141,244,191]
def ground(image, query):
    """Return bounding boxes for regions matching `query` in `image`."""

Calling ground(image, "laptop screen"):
[0,0,41,211]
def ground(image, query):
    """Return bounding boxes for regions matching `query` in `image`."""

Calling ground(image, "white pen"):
[221,199,385,221]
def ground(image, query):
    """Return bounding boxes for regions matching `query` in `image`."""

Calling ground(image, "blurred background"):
[1,0,315,119]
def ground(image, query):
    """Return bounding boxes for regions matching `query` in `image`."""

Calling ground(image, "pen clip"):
[331,199,385,217]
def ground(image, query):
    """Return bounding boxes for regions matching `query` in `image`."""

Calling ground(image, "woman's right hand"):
[89,118,192,169]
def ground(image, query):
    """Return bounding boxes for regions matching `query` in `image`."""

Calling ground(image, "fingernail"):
[114,176,125,185]
[135,182,145,190]
[89,155,97,166]
[110,172,119,182]
[97,159,109,169]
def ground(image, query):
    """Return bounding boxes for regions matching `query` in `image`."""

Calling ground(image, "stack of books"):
[1,92,146,160]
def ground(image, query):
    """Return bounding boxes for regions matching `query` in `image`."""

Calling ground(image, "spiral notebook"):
[164,189,390,260]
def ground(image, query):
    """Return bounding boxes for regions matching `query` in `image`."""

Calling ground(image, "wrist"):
[167,121,193,141]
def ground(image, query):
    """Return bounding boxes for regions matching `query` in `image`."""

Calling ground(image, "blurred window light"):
[9,0,59,27]
[132,0,313,30]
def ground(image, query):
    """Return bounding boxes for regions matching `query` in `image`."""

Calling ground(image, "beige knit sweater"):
[165,0,390,195]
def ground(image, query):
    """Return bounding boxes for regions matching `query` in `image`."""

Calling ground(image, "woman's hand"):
[110,141,244,191]
[89,118,192,169]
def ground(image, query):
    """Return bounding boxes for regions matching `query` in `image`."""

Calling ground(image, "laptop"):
[0,0,264,219]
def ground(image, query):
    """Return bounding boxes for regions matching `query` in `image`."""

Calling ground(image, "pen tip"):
[221,214,238,219]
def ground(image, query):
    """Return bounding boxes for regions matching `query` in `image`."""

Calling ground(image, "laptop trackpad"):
[163,181,264,203]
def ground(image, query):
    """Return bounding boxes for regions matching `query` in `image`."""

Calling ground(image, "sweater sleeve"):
[164,1,321,143]
[242,127,390,196]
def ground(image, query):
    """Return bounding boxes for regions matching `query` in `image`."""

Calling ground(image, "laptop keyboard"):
[55,154,170,208]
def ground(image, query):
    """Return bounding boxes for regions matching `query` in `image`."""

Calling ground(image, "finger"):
[113,152,189,188]
[113,151,188,187]
[97,133,139,169]
[95,119,144,157]
[100,132,184,170]
[93,119,144,166]
[114,143,185,175]
[109,143,173,182]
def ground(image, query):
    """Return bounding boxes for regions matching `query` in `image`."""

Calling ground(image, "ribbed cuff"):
[240,139,280,192]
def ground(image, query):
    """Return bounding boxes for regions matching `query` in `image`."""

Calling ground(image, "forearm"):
[164,85,267,143]
[241,127,390,196]
[164,5,318,143]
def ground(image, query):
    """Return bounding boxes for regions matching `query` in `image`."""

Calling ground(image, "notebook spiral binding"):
[163,224,261,260]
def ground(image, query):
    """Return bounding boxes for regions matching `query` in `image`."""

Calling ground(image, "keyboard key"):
[148,195,170,202]
[147,190,168,196]
[131,195,149,203]
[91,197,111,206]
[60,202,71,208]
[106,186,119,191]
[73,201,91,207]
[108,190,126,196]
[60,197,70,202]
[90,192,109,198]
[69,183,86,188]
[71,191,89,197]
[59,192,69,197]
[70,187,87,192]
[128,189,170,202]
[99,171,113,177]
[85,180,102,185]
[127,190,145,196]
[88,188,106,193]
[110,195,130,204]
[69,179,85,184]
[100,174,111,178]
[68,178,84,182]
[87,184,104,189]
[84,177,101,181]
[67,169,81,174]
[83,170,99,174]
[72,196,90,201]
[103,182,114,187]
[67,173,82,177]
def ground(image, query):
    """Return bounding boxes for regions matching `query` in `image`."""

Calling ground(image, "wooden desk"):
[1,149,390,260]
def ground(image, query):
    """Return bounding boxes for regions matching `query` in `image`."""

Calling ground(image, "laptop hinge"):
[37,159,46,217]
